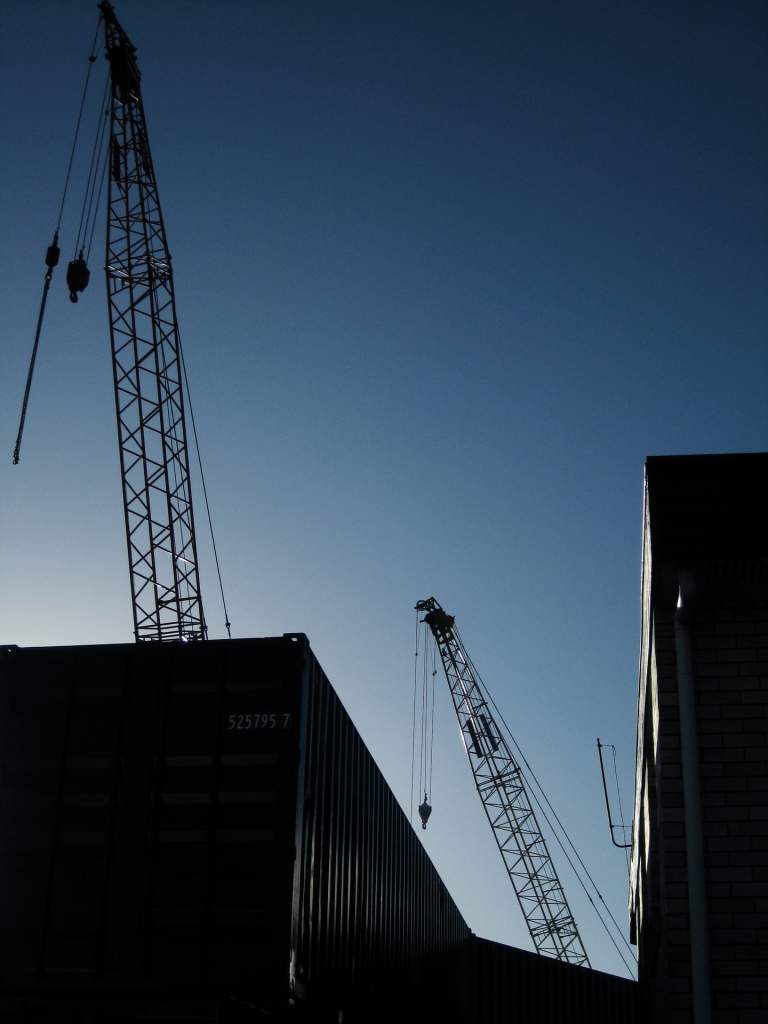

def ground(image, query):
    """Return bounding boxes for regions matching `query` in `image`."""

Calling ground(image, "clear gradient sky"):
[1,1,766,979]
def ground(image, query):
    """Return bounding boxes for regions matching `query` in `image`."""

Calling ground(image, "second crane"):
[416,597,589,967]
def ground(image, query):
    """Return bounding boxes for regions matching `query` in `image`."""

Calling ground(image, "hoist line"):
[410,610,420,824]
[55,15,103,234]
[417,628,423,804]
[421,622,428,798]
[75,73,110,258]
[178,338,232,639]
[83,90,111,262]
[411,629,439,812]
[423,622,430,798]
[86,148,109,262]
[12,15,102,466]
[455,628,637,974]
[423,621,432,799]
[428,640,437,800]
[12,264,56,465]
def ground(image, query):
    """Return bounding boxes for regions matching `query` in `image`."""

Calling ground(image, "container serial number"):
[226,713,291,731]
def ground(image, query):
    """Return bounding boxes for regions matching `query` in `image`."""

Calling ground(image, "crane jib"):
[415,596,590,968]
[14,2,227,637]
[101,2,206,641]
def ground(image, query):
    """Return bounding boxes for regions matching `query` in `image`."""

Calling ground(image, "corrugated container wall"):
[0,637,469,1020]
[454,937,641,1024]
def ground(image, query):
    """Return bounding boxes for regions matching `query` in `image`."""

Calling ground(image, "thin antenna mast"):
[597,738,632,849]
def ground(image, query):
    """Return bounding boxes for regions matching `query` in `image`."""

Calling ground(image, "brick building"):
[630,453,768,1023]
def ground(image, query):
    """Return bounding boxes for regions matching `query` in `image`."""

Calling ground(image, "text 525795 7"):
[226,712,292,731]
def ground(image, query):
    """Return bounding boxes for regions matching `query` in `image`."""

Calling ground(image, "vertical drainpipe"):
[674,571,711,1024]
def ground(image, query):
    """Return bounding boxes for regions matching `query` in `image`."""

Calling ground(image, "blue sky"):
[1,1,766,978]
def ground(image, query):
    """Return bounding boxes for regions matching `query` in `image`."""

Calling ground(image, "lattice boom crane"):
[415,597,589,967]
[101,1,205,641]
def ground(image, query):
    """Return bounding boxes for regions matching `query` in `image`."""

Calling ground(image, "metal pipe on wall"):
[674,572,711,1024]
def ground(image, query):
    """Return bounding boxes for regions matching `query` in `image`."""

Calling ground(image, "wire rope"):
[178,340,233,639]
[420,621,429,801]
[12,15,102,465]
[55,15,102,234]
[421,630,428,798]
[428,639,437,800]
[12,266,55,465]
[454,627,637,974]
[470,655,635,961]
[518,769,635,975]
[473,704,635,972]
[84,90,111,261]
[410,610,419,824]
[74,73,110,256]
[424,623,432,798]
[85,140,109,262]
[510,730,637,964]
[496,727,637,973]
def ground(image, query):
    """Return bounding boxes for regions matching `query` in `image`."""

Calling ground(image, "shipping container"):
[453,936,641,1024]
[0,637,469,1021]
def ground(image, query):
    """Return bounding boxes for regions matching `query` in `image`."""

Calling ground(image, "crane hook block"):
[45,235,60,270]
[418,793,432,830]
[66,252,90,303]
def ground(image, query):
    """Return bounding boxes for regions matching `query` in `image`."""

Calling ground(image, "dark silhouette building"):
[630,453,768,1022]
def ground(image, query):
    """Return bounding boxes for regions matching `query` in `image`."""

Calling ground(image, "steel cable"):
[74,73,110,256]
[178,339,233,639]
[12,267,55,464]
[420,622,429,801]
[85,148,108,262]
[12,16,102,464]
[455,627,638,975]
[55,15,103,234]
[84,90,112,262]
[410,609,419,824]
[428,641,437,800]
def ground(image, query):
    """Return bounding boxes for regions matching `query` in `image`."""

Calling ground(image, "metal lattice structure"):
[416,597,589,966]
[101,2,205,641]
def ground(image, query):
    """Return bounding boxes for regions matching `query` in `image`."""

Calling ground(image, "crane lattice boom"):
[101,1,205,641]
[416,597,589,967]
